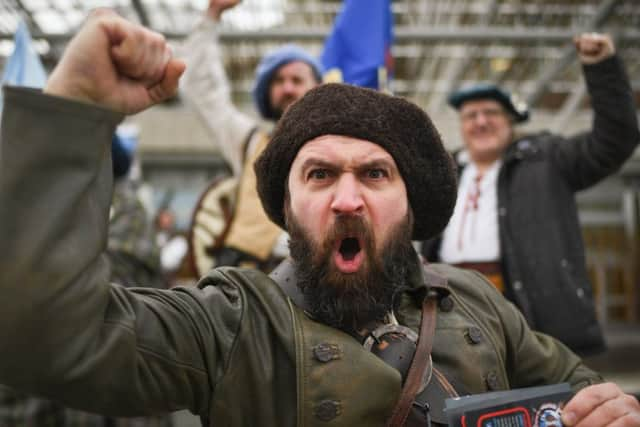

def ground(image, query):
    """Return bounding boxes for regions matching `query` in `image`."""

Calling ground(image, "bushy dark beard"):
[271,96,297,121]
[286,208,420,333]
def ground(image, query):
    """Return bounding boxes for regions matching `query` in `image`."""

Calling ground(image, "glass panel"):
[33,9,68,34]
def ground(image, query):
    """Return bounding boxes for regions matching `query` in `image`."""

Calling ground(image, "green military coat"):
[0,87,600,426]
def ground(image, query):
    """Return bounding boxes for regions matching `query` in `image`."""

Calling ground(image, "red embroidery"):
[458,172,483,251]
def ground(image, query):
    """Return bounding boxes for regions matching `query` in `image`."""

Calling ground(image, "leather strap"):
[386,291,438,427]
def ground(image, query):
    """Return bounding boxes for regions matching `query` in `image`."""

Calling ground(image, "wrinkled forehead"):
[291,135,399,168]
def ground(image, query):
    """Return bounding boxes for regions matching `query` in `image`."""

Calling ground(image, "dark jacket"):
[0,86,601,426]
[423,56,640,356]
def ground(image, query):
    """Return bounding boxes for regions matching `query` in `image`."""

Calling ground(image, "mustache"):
[274,94,298,111]
[316,214,374,263]
[271,96,298,120]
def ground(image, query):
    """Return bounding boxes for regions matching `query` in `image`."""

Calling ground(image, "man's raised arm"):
[178,0,256,177]
[0,10,228,418]
[553,32,640,190]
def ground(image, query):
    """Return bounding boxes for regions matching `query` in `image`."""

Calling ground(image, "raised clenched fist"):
[45,9,185,114]
[573,32,615,65]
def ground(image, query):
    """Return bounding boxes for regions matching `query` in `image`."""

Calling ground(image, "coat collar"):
[454,132,537,169]
[269,257,450,314]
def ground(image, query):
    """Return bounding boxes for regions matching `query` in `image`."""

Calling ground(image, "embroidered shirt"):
[440,160,502,263]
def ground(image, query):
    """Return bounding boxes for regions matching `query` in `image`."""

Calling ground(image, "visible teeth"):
[339,237,360,261]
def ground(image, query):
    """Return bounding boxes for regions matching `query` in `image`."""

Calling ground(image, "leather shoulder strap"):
[386,291,438,427]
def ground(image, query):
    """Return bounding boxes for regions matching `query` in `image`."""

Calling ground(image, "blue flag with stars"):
[321,0,394,90]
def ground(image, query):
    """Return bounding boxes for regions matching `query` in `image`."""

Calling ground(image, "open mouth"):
[334,236,364,273]
[339,237,361,261]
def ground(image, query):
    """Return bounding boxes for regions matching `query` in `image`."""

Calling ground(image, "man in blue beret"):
[422,33,639,357]
[180,0,322,274]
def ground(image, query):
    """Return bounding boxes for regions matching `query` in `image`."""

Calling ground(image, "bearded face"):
[286,205,419,332]
[268,61,319,121]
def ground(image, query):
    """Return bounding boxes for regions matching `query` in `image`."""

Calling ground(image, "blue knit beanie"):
[111,134,131,179]
[252,44,323,120]
[111,132,138,179]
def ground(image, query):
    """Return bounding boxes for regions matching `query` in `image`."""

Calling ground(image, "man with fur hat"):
[1,10,639,427]
[422,33,639,357]
[180,0,322,272]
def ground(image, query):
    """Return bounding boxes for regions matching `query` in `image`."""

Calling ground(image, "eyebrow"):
[354,159,396,174]
[298,157,397,175]
[299,158,336,174]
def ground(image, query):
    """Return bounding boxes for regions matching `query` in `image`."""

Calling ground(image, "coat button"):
[314,400,341,421]
[513,281,523,291]
[465,326,483,345]
[498,207,507,217]
[439,296,454,312]
[485,372,500,390]
[313,343,342,363]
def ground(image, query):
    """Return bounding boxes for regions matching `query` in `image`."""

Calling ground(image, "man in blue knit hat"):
[181,0,323,274]
[252,43,323,121]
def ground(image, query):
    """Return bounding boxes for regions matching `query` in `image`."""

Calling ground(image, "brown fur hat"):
[254,83,457,241]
